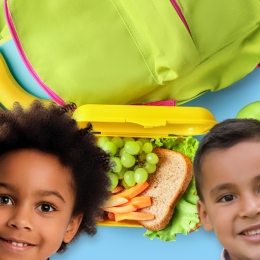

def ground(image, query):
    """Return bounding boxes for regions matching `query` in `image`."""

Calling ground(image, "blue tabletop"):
[0,40,259,260]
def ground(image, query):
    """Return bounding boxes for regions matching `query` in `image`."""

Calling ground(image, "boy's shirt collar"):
[221,249,231,260]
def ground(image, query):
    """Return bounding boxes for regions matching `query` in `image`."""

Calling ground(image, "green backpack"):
[4,0,260,107]
[0,1,11,45]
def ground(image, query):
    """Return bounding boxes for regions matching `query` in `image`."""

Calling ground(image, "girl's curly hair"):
[0,101,111,253]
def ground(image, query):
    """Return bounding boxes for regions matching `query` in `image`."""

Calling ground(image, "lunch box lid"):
[72,104,218,137]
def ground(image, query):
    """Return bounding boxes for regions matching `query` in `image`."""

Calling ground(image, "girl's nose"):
[239,195,260,218]
[7,206,33,230]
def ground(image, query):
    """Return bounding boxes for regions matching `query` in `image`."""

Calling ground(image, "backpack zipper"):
[170,0,191,36]
[4,0,66,106]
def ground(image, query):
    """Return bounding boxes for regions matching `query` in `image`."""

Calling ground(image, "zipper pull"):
[61,102,77,116]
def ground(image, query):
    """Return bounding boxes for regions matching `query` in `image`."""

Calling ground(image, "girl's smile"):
[0,149,82,260]
[0,237,35,252]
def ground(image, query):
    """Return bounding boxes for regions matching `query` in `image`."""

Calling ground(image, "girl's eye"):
[0,195,13,205]
[219,194,236,202]
[37,204,55,212]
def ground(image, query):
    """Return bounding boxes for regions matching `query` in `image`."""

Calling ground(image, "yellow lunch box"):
[72,104,218,228]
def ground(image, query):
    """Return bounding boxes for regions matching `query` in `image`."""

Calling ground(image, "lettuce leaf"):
[144,136,200,241]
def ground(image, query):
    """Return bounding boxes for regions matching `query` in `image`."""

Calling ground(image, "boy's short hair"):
[194,118,260,201]
[0,101,111,252]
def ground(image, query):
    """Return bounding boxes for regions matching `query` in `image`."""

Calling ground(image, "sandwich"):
[138,147,193,231]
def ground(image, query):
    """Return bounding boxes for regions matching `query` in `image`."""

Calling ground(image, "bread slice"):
[138,147,193,231]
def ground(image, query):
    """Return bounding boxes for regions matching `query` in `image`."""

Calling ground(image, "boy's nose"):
[7,206,33,230]
[239,195,260,218]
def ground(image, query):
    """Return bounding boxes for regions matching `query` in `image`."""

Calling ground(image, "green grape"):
[121,153,135,168]
[124,141,140,155]
[97,136,110,148]
[124,170,136,187]
[134,164,142,171]
[122,137,135,144]
[111,136,124,148]
[116,166,127,179]
[137,138,150,144]
[102,141,117,156]
[122,179,131,189]
[107,172,118,191]
[110,157,122,173]
[119,147,127,156]
[146,153,159,164]
[136,141,143,153]
[142,142,153,153]
[144,162,157,174]
[134,168,148,184]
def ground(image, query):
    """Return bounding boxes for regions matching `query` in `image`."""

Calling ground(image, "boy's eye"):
[0,195,13,205]
[219,194,236,202]
[37,204,55,212]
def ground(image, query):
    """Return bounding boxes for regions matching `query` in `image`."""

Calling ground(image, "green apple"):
[236,101,260,120]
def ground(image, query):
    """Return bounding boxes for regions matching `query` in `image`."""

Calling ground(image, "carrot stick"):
[102,195,128,208]
[111,186,124,194]
[107,212,115,221]
[118,182,149,199]
[115,212,155,222]
[119,196,152,209]
[103,204,137,214]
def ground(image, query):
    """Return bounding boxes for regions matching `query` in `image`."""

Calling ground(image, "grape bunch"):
[97,136,159,191]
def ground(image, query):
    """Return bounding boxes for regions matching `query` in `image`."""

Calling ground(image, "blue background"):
[1,40,259,260]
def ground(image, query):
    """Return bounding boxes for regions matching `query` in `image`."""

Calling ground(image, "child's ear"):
[196,200,213,232]
[63,213,83,243]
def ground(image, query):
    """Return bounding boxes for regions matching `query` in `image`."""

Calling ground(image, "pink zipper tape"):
[4,0,66,106]
[170,0,191,35]
[132,99,176,106]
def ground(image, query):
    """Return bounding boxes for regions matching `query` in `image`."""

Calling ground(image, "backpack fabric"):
[4,0,260,106]
[0,1,11,45]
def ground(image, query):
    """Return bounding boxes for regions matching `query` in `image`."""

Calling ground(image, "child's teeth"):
[11,241,27,247]
[244,229,260,235]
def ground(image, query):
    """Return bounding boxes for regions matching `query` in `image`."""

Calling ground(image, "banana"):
[0,53,51,110]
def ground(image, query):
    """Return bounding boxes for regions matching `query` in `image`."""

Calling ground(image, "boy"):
[0,101,111,260]
[194,118,260,260]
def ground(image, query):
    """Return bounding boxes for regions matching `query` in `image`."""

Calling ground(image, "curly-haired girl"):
[0,101,111,260]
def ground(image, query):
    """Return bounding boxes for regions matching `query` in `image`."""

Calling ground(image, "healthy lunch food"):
[97,135,200,241]
[138,147,193,231]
